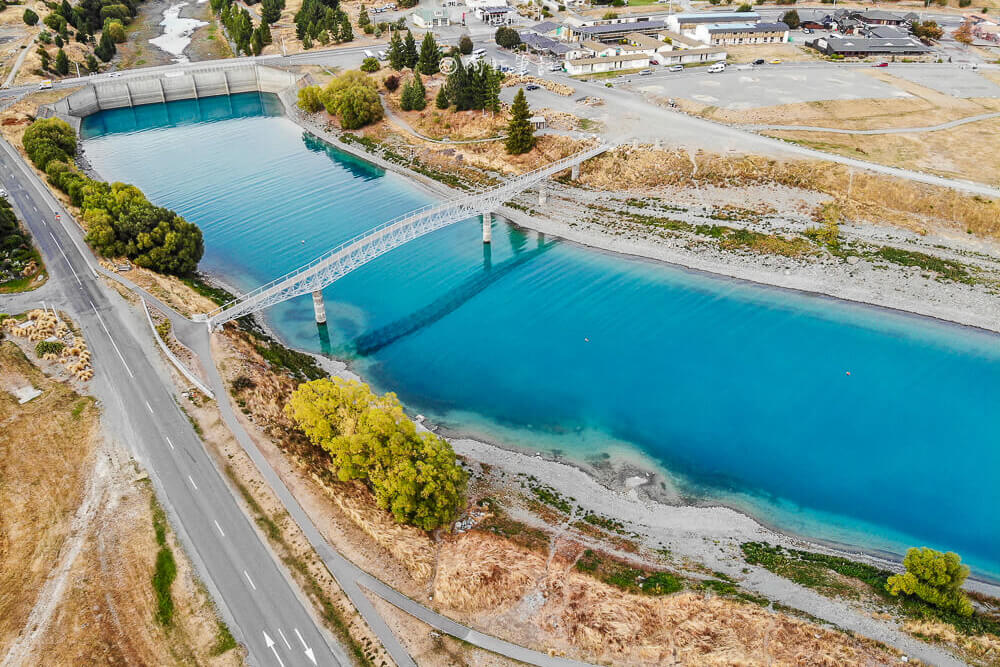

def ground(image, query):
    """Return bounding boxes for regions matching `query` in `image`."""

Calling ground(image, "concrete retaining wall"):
[47,64,299,119]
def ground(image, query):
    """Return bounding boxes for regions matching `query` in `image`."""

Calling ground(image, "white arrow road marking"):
[213,520,225,537]
[294,628,317,665]
[187,475,198,491]
[243,570,256,591]
[165,436,174,450]
[263,631,285,667]
[277,628,291,649]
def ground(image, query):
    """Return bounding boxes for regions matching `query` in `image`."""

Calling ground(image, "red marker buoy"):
[846,371,851,376]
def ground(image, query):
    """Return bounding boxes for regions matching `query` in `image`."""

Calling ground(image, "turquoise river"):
[81,92,1000,578]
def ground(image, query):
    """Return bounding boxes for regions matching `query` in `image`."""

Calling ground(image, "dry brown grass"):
[434,531,543,613]
[99,260,218,318]
[580,146,1000,239]
[503,75,574,97]
[765,117,1000,188]
[903,618,1000,665]
[433,531,902,666]
[422,133,586,177]
[28,482,242,666]
[0,341,239,665]
[723,43,823,64]
[0,341,97,652]
[677,71,1000,130]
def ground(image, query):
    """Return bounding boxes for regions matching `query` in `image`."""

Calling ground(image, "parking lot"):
[626,66,911,110]
[887,66,1000,98]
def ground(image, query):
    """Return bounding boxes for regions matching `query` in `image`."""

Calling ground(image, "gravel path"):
[748,111,1000,135]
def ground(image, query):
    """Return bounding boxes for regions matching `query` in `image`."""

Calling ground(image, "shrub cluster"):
[23,118,203,276]
[297,71,383,129]
[285,378,467,530]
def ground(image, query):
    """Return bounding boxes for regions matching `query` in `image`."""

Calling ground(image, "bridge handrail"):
[204,141,610,319]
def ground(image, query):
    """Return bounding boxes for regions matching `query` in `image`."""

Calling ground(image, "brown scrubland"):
[578,146,1000,240]
[0,337,240,665]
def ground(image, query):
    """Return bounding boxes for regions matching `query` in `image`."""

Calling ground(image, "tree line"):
[23,0,144,76]
[285,378,467,531]
[23,119,204,276]
[210,0,274,56]
[294,0,352,49]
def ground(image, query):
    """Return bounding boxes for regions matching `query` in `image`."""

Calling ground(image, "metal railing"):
[203,142,611,328]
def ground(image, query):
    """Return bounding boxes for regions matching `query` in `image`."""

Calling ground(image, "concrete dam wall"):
[47,64,300,123]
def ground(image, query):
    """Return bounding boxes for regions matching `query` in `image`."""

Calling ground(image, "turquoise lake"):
[81,92,1000,578]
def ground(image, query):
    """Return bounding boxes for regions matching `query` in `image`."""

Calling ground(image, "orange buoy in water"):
[846,371,851,376]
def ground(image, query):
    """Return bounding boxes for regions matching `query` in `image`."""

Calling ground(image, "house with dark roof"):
[807,34,932,57]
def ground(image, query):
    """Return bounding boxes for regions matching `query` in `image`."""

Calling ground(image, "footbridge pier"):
[197,142,612,327]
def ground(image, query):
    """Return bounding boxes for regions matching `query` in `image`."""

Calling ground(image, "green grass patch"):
[477,510,551,553]
[181,274,236,306]
[582,512,627,535]
[875,247,973,284]
[35,340,64,356]
[528,483,573,514]
[253,335,325,383]
[152,546,177,626]
[575,549,683,595]
[210,621,238,656]
[71,399,88,419]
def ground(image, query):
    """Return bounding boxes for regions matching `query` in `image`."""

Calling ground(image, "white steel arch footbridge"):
[199,141,612,329]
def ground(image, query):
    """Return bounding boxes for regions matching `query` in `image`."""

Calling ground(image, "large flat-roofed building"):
[807,34,932,57]
[697,21,789,45]
[667,11,760,36]
[568,20,668,42]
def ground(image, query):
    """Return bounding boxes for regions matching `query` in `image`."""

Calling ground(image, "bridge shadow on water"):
[347,232,555,358]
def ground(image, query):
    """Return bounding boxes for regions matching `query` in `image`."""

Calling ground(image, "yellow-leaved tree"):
[285,378,467,530]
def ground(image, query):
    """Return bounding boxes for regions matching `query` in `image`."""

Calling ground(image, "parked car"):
[872,61,888,67]
[669,64,683,72]
[769,58,782,64]
[525,84,540,90]
[639,69,653,75]
[707,62,726,73]
[549,63,562,71]
[38,79,53,89]
[649,59,659,65]
[753,58,765,65]
[377,50,387,61]
[802,28,813,34]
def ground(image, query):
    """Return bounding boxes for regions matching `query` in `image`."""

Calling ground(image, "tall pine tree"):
[402,30,418,69]
[410,72,426,110]
[417,31,439,75]
[505,88,535,155]
[388,30,405,70]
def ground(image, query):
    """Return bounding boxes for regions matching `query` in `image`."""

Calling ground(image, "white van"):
[364,49,375,59]
[38,79,52,90]
[377,50,387,61]
[707,62,726,73]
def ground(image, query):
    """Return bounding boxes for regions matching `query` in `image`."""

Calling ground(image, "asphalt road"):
[0,138,346,667]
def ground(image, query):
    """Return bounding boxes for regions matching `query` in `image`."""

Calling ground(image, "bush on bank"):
[297,70,383,130]
[23,118,204,276]
[285,378,467,530]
